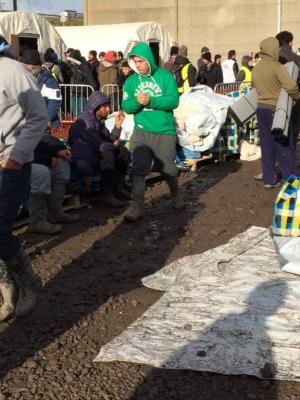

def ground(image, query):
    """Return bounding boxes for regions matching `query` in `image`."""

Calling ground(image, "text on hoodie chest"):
[135,81,162,97]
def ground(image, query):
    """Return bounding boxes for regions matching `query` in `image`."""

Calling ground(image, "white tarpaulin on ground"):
[95,227,300,381]
[175,86,234,152]
[56,21,175,62]
[0,11,66,58]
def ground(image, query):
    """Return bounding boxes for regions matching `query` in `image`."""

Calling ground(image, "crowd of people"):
[0,28,299,321]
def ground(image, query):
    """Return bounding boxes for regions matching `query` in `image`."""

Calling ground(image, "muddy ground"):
[0,158,299,400]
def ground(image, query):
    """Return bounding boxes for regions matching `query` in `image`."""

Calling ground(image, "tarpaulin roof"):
[56,21,175,62]
[0,11,66,58]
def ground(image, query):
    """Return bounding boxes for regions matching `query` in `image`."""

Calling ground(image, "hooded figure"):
[124,42,179,133]
[252,37,299,189]
[122,42,184,222]
[252,37,299,107]
[69,92,120,170]
[68,91,128,205]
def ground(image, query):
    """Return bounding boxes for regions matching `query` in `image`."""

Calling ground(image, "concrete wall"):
[84,0,300,65]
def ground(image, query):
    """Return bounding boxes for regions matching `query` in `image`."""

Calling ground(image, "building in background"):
[83,0,300,65]
[60,10,83,19]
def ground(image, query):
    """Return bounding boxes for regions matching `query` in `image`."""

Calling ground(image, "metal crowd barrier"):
[102,84,120,112]
[59,84,94,122]
[214,81,252,95]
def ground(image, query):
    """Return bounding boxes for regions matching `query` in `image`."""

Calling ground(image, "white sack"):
[273,236,300,276]
[175,86,234,152]
[239,140,261,161]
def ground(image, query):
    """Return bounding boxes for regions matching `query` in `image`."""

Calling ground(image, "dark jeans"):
[256,107,295,185]
[0,164,31,259]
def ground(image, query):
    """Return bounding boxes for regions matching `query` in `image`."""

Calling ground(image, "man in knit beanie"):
[164,45,178,72]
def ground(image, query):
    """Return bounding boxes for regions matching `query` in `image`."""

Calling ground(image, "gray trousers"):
[30,159,71,194]
[129,129,178,178]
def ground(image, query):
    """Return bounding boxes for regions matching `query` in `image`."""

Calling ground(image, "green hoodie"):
[122,42,179,135]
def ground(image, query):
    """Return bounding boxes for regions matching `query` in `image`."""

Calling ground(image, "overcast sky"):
[1,0,83,14]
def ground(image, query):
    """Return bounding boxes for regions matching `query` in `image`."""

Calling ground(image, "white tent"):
[0,11,66,58]
[56,21,175,62]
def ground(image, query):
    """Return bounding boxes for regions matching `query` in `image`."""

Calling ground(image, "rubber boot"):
[166,177,185,210]
[0,260,18,321]
[47,182,80,223]
[124,175,145,222]
[28,193,61,234]
[114,174,132,200]
[3,248,40,317]
[100,185,125,208]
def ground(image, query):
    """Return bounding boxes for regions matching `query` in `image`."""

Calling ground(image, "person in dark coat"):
[276,31,300,142]
[21,49,62,129]
[197,51,223,89]
[68,91,129,206]
[118,61,134,105]
[88,50,100,90]
[67,49,98,115]
[197,46,209,72]
[118,61,133,87]
[164,46,179,72]
[172,45,196,94]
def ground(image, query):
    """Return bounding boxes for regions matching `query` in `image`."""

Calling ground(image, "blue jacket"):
[37,68,62,128]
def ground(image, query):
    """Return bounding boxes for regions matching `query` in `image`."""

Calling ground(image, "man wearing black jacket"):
[29,135,79,234]
[197,51,223,89]
[276,31,300,140]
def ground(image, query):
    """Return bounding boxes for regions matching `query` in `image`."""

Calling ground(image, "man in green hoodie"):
[122,42,184,221]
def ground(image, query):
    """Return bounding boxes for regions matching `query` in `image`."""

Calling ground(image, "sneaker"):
[264,182,281,190]
[254,173,263,180]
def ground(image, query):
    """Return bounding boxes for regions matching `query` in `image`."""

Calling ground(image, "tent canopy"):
[56,21,175,62]
[0,11,66,58]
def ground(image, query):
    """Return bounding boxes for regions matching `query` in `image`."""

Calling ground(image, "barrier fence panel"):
[102,84,120,112]
[59,84,94,122]
[214,81,252,95]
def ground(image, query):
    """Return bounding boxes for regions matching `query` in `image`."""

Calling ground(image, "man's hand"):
[51,157,59,169]
[115,111,125,129]
[57,149,72,161]
[0,159,22,170]
[136,93,150,106]
[113,139,121,148]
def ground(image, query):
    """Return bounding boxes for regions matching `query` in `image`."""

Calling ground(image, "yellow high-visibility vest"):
[239,66,252,90]
[178,63,191,94]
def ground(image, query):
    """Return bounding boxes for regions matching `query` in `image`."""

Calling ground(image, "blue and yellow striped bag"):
[272,175,300,237]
